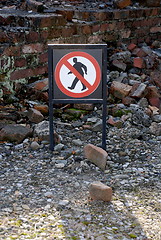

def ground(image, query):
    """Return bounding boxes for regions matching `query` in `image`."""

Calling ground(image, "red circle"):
[54,51,101,98]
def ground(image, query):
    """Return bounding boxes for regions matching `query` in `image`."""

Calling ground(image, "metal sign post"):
[48,44,107,150]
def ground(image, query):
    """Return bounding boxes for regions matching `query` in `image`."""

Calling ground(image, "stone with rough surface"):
[0,124,33,143]
[89,181,112,201]
[84,144,107,170]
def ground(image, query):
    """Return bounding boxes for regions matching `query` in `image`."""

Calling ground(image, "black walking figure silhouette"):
[68,57,87,91]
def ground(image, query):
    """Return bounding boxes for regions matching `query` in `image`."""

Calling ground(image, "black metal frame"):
[48,44,107,150]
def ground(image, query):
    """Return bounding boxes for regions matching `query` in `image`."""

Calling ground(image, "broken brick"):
[133,57,145,69]
[110,81,132,99]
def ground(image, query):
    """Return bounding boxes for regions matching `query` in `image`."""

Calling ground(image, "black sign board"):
[48,44,107,150]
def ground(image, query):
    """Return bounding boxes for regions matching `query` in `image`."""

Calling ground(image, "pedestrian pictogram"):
[54,51,101,98]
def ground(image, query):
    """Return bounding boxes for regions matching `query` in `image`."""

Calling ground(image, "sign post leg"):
[102,99,107,150]
[49,102,54,151]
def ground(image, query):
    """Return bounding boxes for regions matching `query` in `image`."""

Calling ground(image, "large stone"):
[150,122,161,136]
[110,81,132,99]
[34,120,60,143]
[89,182,112,202]
[27,108,44,123]
[84,144,108,170]
[0,124,33,143]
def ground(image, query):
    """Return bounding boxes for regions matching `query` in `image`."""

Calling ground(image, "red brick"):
[0,32,9,43]
[110,81,132,99]
[133,57,145,69]
[146,0,160,7]
[40,15,66,28]
[10,66,47,81]
[48,28,62,39]
[108,22,116,31]
[150,71,161,90]
[82,25,92,35]
[5,16,16,25]
[115,0,132,9]
[4,46,21,57]
[0,16,6,26]
[150,26,161,33]
[114,10,129,19]
[39,52,48,64]
[7,32,25,44]
[132,48,148,57]
[34,104,49,115]
[84,144,108,171]
[122,96,136,106]
[14,58,27,68]
[146,86,161,99]
[92,24,100,33]
[40,30,49,41]
[149,98,161,108]
[32,78,48,91]
[56,10,74,21]
[62,26,76,37]
[26,31,39,43]
[100,23,109,32]
[22,43,44,54]
[121,29,131,39]
[127,43,137,51]
[94,12,107,21]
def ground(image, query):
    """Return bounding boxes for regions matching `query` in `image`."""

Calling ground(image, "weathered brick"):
[127,43,137,51]
[31,78,48,91]
[100,23,109,32]
[14,58,27,68]
[39,52,48,64]
[150,71,161,90]
[84,144,108,171]
[149,98,161,108]
[40,30,49,41]
[62,26,77,37]
[94,12,107,21]
[34,104,49,115]
[150,26,161,33]
[56,10,74,21]
[110,81,132,99]
[0,32,9,43]
[4,46,21,57]
[115,0,132,9]
[89,182,112,202]
[82,25,92,35]
[133,57,145,69]
[10,66,47,81]
[26,31,39,43]
[113,10,129,19]
[22,43,44,54]
[0,16,6,26]
[92,24,100,33]
[112,60,127,71]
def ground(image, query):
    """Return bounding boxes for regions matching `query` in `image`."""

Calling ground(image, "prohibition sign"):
[54,51,101,98]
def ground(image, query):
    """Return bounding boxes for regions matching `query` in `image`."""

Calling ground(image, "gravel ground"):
[0,107,161,240]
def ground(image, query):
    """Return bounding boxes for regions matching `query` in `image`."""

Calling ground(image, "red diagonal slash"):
[64,60,92,89]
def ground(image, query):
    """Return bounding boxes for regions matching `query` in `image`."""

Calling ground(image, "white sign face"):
[55,51,101,98]
[60,56,96,94]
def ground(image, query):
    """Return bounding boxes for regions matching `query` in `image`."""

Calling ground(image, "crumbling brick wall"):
[0,6,161,97]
